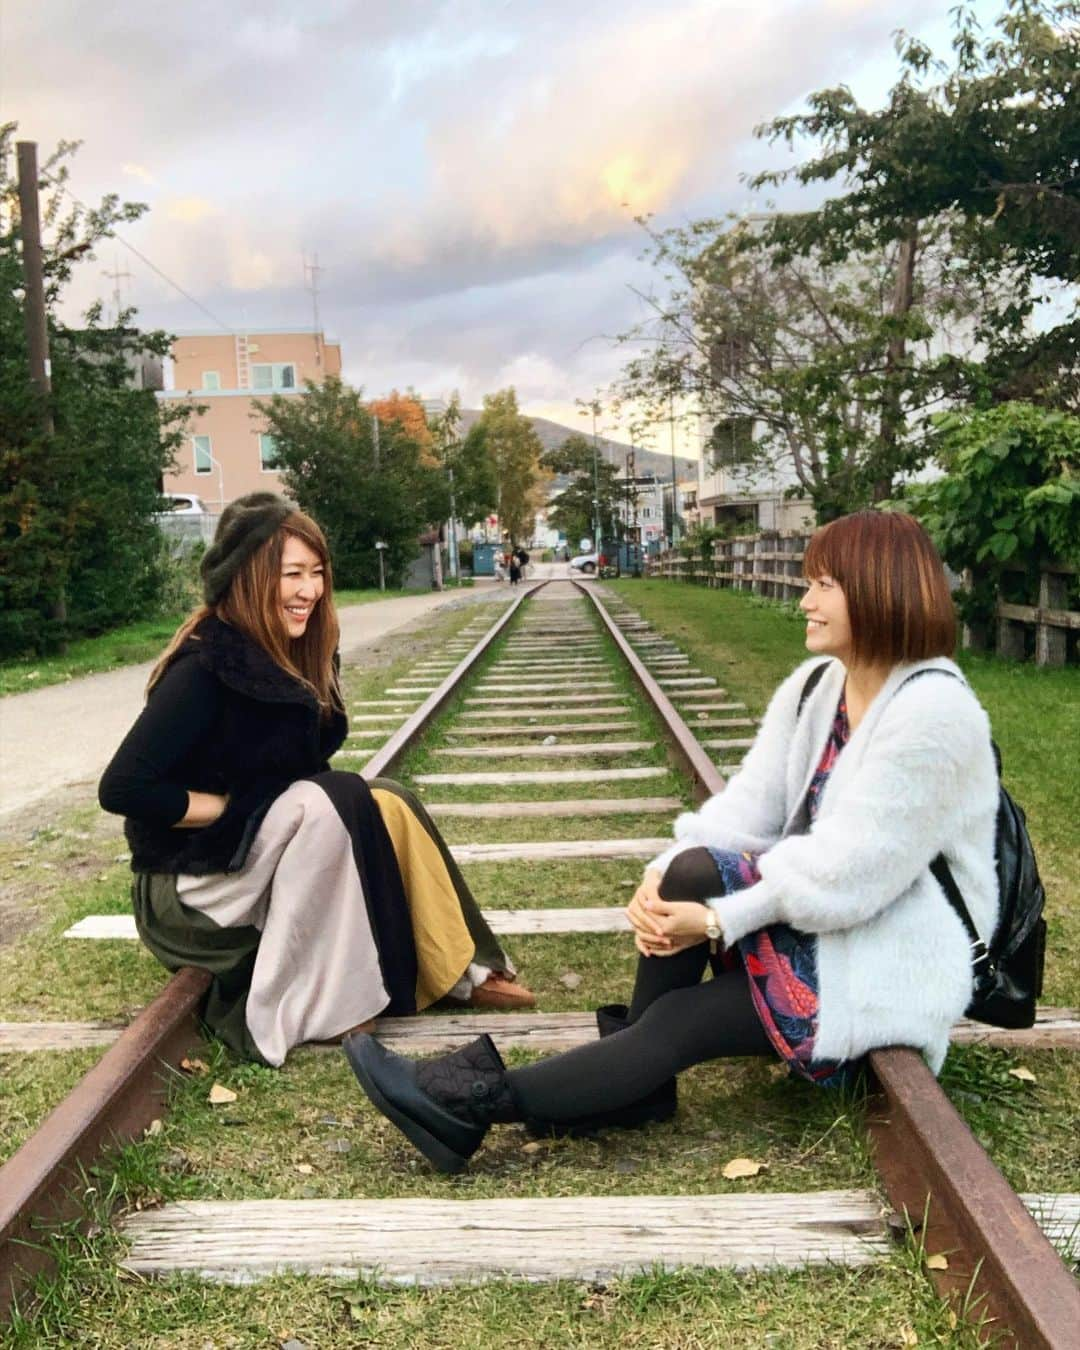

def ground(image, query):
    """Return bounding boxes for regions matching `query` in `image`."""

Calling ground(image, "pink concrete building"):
[159,330,342,509]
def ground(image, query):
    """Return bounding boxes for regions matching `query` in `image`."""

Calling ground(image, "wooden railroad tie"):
[5,1007,1080,1056]
[111,1191,1080,1285]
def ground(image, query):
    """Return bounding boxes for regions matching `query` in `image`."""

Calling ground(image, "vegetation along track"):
[1,579,1078,1346]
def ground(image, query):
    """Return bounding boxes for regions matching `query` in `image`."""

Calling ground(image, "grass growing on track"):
[6,1256,989,1349]
[2,583,1072,1346]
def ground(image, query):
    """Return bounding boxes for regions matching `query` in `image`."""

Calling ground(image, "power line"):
[47,179,234,333]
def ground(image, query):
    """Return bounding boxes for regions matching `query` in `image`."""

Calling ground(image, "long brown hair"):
[148,510,343,711]
[803,510,956,666]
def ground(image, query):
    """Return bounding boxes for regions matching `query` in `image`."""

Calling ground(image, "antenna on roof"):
[303,251,325,367]
[102,252,133,325]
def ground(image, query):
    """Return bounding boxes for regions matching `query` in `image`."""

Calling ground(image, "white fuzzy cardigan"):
[649,656,999,1073]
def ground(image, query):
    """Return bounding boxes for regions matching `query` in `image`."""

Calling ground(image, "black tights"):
[507,940,772,1123]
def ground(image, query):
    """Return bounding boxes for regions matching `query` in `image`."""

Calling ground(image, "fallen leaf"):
[1008,1066,1037,1083]
[323,1138,352,1154]
[295,1163,314,1175]
[180,1057,209,1076]
[926,1253,949,1271]
[521,1141,544,1155]
[558,971,583,990]
[144,1118,163,1137]
[899,1327,919,1346]
[947,1310,958,1330]
[722,1157,767,1179]
[207,1083,237,1105]
[96,873,109,882]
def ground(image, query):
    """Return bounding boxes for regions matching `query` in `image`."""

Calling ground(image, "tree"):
[618,216,984,520]
[0,127,190,657]
[370,391,436,464]
[429,396,498,529]
[904,402,1080,629]
[751,0,1080,409]
[258,376,446,588]
[476,388,547,544]
[542,432,624,545]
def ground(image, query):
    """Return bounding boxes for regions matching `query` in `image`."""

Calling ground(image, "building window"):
[259,433,281,472]
[202,371,221,391]
[709,416,755,468]
[193,435,213,475]
[251,362,296,392]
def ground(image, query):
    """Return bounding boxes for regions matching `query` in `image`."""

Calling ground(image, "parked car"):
[154,493,214,547]
[569,551,598,574]
[155,492,211,517]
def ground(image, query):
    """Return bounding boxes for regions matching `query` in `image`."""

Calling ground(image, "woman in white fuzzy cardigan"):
[346,511,1000,1174]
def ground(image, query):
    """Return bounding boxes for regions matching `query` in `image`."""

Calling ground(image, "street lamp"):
[374,539,388,592]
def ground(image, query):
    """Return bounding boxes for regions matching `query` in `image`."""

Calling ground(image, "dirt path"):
[0,586,505,823]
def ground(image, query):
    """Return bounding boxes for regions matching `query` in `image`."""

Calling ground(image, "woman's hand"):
[175,791,230,828]
[627,869,711,957]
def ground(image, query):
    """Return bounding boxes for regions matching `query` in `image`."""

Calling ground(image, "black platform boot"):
[344,1032,518,1175]
[524,1003,678,1139]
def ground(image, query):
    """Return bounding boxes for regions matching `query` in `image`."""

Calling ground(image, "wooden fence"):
[645,531,1078,667]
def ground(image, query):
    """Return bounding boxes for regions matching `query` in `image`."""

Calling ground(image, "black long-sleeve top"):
[99,616,347,875]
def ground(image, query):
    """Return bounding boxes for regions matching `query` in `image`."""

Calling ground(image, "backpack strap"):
[796,660,831,717]
[895,668,992,978]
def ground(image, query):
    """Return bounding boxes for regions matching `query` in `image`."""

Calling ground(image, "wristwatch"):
[703,906,722,950]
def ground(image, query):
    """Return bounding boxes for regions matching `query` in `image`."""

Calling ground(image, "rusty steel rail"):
[0,966,210,1308]
[580,580,1080,1348]
[0,583,544,1317]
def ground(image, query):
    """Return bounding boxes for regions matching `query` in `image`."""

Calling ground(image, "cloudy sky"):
[2,0,1000,449]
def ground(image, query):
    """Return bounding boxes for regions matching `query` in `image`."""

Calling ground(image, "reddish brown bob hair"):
[803,511,956,666]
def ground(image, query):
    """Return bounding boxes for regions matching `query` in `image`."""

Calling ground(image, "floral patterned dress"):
[707,696,852,1087]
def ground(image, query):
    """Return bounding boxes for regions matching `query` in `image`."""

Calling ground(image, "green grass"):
[0,590,448,697]
[6,1253,988,1349]
[334,587,409,606]
[0,616,188,697]
[1,580,1075,1344]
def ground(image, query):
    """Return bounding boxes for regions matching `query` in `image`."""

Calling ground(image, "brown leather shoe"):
[469,974,536,1010]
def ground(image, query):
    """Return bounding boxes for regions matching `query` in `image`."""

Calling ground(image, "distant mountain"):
[459,410,696,485]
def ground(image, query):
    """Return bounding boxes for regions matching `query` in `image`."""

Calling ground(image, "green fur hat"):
[201,492,292,606]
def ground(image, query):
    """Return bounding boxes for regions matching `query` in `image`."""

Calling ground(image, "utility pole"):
[18,140,67,638]
[668,392,680,549]
[447,466,459,581]
[17,142,53,435]
[576,394,603,551]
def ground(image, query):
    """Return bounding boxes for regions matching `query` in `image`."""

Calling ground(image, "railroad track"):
[1,578,1077,1344]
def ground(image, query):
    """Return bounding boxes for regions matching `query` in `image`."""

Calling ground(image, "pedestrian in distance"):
[99,492,534,1069]
[508,554,522,586]
[346,511,1000,1174]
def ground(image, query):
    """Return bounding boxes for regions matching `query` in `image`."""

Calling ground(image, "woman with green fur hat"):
[100,493,532,1066]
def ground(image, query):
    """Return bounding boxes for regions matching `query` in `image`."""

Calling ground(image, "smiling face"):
[800,574,854,665]
[279,534,325,639]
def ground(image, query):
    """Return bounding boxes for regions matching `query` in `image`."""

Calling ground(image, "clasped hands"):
[625,867,716,958]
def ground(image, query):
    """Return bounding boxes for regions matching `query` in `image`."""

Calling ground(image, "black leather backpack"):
[798,662,1046,1029]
